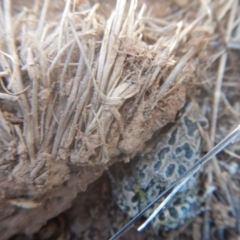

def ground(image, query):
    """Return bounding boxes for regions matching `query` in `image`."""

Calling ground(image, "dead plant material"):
[0,0,238,239]
[212,202,235,229]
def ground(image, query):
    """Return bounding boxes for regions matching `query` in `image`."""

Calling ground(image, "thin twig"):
[0,92,18,101]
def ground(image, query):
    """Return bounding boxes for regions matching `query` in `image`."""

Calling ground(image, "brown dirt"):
[1,0,240,239]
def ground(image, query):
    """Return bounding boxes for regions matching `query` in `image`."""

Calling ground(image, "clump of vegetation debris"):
[0,0,240,239]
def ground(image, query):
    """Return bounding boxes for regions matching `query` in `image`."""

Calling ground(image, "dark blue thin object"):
[109,126,240,240]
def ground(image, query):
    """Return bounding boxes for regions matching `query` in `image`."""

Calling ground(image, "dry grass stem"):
[0,0,240,238]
